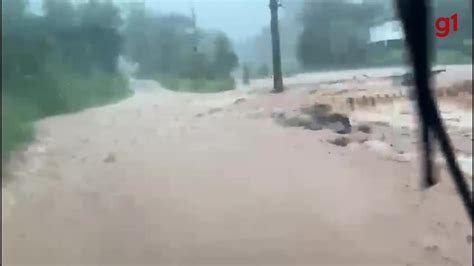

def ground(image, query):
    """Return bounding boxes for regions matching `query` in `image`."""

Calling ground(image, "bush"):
[50,69,131,113]
[2,71,131,159]
[157,74,235,93]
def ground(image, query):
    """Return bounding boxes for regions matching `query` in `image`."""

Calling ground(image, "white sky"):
[28,0,273,42]
[146,0,270,41]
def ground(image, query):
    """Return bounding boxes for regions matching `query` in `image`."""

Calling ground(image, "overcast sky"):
[146,0,270,41]
[28,0,274,42]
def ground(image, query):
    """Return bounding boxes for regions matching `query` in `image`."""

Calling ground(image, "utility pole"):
[190,1,197,52]
[269,0,283,93]
[190,1,198,89]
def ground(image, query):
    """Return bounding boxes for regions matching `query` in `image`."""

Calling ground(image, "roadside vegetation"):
[2,0,131,159]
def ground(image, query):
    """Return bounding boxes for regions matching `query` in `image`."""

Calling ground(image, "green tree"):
[122,9,239,91]
[123,8,195,78]
[297,0,381,69]
[43,0,77,29]
[211,33,239,79]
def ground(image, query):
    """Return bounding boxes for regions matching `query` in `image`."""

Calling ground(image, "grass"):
[156,74,235,93]
[2,96,37,157]
[2,70,132,159]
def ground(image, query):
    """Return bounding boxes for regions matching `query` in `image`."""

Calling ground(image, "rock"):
[273,107,351,134]
[233,98,246,104]
[357,124,372,134]
[326,121,346,134]
[323,113,351,134]
[328,136,351,147]
[103,153,116,163]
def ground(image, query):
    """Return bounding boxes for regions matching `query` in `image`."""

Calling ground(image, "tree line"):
[2,0,131,158]
[2,0,240,158]
[239,0,472,75]
[296,0,472,70]
[122,5,239,92]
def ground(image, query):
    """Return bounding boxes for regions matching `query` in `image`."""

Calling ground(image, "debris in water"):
[323,113,351,134]
[328,136,351,147]
[233,98,246,104]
